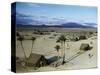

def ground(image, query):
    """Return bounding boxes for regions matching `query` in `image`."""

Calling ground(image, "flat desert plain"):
[16,27,97,72]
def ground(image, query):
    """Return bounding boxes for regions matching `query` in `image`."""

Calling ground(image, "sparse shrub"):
[16,32,20,37]
[89,32,93,35]
[90,41,93,44]
[74,37,79,41]
[70,37,79,41]
[16,57,19,60]
[49,36,55,39]
[51,30,55,32]
[79,35,87,40]
[33,31,44,35]
[39,32,44,35]
[53,34,57,36]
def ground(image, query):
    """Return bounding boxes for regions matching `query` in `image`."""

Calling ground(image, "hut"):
[80,43,91,51]
[47,56,62,67]
[26,53,48,67]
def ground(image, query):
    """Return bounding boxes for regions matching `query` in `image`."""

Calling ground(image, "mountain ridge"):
[16,22,95,28]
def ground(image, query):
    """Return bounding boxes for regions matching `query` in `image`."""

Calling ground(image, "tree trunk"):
[20,41,27,59]
[31,41,34,54]
[62,42,66,64]
[58,51,59,60]
[61,42,63,57]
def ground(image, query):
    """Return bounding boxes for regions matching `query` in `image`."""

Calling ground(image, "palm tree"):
[55,45,60,60]
[57,35,66,64]
[30,37,36,54]
[17,36,27,59]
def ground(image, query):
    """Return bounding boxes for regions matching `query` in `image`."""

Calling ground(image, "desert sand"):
[16,28,97,72]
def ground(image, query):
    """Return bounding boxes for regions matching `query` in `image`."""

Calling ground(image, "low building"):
[26,53,48,67]
[47,56,62,67]
[80,43,92,51]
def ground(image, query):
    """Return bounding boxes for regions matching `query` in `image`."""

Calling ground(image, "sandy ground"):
[16,30,97,72]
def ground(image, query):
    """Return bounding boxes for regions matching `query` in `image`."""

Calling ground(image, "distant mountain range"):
[12,13,97,28]
[61,22,94,28]
[16,22,96,28]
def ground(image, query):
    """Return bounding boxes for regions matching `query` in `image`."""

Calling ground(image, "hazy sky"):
[15,2,97,23]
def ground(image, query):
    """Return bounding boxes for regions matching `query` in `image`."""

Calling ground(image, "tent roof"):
[26,53,44,64]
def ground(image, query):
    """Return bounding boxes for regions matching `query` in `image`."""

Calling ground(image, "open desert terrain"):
[16,27,97,72]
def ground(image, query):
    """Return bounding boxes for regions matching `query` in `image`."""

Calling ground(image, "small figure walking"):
[88,54,93,58]
[88,54,91,58]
